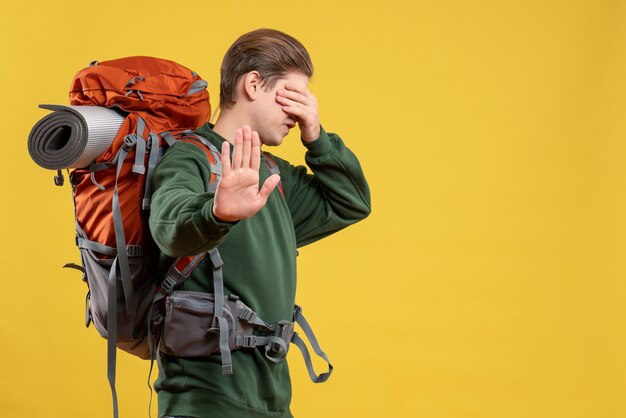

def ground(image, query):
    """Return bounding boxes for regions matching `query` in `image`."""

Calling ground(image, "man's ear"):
[242,71,261,101]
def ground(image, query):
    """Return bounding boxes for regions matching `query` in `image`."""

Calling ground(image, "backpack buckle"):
[275,321,294,342]
[54,170,64,186]
[122,134,137,151]
[270,320,294,355]
[208,316,220,333]
[124,76,145,87]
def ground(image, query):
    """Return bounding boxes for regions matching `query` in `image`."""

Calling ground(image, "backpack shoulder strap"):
[176,134,222,193]
[262,152,284,198]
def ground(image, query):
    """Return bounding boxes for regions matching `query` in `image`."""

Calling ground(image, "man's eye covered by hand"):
[276,83,321,142]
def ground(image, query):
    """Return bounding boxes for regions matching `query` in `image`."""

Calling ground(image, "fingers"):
[276,87,316,108]
[276,86,320,142]
[277,87,308,104]
[220,141,231,176]
[276,95,317,120]
[258,174,281,200]
[250,130,261,171]
[284,83,314,100]
[220,126,262,176]
[242,126,252,168]
[231,125,256,169]
[276,85,318,124]
[278,102,309,120]
[232,128,243,169]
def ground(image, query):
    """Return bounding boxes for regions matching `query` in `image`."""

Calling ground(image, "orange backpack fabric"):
[69,56,211,251]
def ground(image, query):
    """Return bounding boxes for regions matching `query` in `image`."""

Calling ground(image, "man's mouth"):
[285,119,296,130]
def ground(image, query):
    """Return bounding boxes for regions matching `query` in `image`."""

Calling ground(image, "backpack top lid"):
[69,56,211,136]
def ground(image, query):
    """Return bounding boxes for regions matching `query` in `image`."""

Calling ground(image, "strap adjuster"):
[160,276,177,294]
[238,306,256,323]
[126,245,143,257]
[240,335,257,348]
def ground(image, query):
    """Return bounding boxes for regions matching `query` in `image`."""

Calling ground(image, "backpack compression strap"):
[106,121,146,418]
[82,116,150,418]
[142,132,162,210]
[207,248,233,374]
[291,306,334,383]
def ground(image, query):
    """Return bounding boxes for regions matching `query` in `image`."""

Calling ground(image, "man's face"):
[251,71,310,146]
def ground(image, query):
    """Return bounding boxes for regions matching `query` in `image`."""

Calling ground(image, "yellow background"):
[1,0,625,417]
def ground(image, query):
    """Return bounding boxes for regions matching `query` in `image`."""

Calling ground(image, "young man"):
[149,29,371,418]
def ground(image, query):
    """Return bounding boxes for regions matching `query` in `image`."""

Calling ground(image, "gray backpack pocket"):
[78,242,156,358]
[161,290,237,358]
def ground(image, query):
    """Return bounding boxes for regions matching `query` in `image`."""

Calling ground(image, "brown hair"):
[219,28,314,109]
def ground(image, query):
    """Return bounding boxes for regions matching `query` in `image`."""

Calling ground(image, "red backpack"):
[66,56,219,417]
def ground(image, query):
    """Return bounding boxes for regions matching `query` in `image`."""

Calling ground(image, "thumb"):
[258,174,281,200]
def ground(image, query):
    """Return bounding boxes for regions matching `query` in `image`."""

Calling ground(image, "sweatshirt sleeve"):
[148,141,235,257]
[275,127,371,247]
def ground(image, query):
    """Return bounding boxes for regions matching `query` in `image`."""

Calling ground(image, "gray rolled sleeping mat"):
[28,105,126,169]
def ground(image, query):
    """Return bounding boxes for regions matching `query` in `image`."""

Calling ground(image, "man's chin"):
[261,135,285,147]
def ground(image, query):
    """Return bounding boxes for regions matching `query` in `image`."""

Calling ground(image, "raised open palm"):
[212,126,281,222]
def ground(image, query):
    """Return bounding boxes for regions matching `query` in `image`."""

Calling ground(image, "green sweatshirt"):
[149,124,371,418]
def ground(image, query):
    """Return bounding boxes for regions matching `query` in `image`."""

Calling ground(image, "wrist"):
[301,126,333,157]
[211,203,239,225]
[301,124,321,143]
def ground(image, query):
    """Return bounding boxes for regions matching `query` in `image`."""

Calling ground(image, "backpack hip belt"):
[160,290,333,383]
